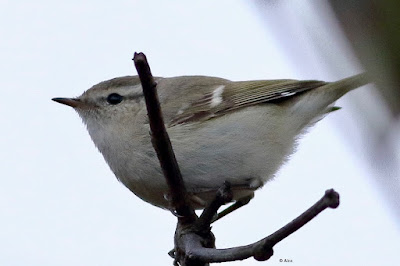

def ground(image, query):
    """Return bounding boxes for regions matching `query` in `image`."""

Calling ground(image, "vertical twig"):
[133,52,196,222]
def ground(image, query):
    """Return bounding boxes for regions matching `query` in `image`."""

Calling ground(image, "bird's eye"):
[106,93,123,105]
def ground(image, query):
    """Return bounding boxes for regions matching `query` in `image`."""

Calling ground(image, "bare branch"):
[182,189,340,263]
[133,52,196,222]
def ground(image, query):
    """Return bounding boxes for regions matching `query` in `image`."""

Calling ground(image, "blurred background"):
[1,1,399,265]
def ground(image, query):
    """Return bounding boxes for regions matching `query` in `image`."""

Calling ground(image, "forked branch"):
[181,189,339,263]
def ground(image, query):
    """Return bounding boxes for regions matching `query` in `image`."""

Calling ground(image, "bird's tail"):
[289,73,371,129]
[325,73,370,94]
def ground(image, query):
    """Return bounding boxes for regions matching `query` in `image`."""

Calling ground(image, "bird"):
[53,73,369,210]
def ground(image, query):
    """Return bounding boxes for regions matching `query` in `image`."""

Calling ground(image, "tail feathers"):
[324,72,370,94]
[290,73,370,128]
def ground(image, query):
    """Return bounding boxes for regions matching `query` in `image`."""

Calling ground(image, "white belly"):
[97,105,300,209]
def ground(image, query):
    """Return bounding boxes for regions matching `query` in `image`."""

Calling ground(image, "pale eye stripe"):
[210,85,225,107]
[126,93,144,100]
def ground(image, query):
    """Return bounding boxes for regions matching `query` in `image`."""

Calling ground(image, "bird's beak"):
[52,97,82,108]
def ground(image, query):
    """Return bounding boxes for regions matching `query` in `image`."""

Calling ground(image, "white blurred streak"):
[250,0,400,219]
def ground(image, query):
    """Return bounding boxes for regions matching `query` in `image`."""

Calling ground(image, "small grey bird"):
[53,74,369,209]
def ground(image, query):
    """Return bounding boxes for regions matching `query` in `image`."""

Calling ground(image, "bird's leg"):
[211,193,254,223]
[195,182,233,230]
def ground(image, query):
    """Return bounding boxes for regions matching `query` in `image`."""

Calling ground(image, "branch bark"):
[133,52,196,223]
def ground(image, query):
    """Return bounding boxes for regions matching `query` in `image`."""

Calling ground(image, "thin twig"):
[133,52,196,222]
